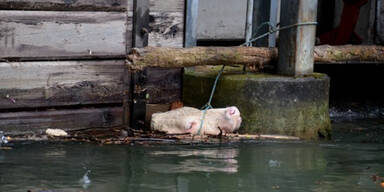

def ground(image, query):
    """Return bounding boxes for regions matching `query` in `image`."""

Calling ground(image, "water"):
[1,139,384,192]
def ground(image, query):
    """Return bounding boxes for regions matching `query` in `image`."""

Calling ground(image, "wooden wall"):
[0,0,184,134]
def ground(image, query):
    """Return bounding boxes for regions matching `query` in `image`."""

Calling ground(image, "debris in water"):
[0,131,9,146]
[45,129,68,137]
[272,185,280,190]
[268,160,281,168]
[79,170,91,189]
[371,175,381,182]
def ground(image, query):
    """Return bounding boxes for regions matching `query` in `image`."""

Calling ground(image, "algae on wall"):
[183,67,331,139]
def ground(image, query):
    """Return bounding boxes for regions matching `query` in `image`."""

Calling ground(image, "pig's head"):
[184,106,242,135]
[219,106,242,133]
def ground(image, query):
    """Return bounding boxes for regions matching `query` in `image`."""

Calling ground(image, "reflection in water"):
[149,148,239,173]
[0,142,383,192]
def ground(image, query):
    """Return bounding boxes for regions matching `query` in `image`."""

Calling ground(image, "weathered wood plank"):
[0,0,128,12]
[149,0,184,12]
[126,0,184,12]
[197,0,247,40]
[145,68,182,104]
[0,60,126,109]
[0,107,123,135]
[148,0,184,47]
[0,10,130,59]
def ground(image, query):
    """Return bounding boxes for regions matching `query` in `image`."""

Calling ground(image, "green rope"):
[242,21,317,46]
[196,21,317,135]
[196,65,226,135]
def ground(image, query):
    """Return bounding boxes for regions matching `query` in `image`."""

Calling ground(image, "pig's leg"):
[184,117,222,136]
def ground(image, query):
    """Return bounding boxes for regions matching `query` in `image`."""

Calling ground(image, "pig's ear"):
[225,107,239,118]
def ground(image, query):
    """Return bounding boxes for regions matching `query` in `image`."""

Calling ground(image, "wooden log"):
[0,10,129,60]
[0,0,128,11]
[0,107,123,135]
[0,60,125,109]
[128,45,384,69]
[128,46,277,69]
[314,45,384,64]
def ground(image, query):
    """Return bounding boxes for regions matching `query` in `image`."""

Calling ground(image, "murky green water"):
[1,138,384,192]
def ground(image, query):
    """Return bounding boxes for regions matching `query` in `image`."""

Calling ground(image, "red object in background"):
[170,101,184,110]
[319,0,368,45]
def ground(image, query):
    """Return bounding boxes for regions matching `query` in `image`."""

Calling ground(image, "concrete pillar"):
[277,0,318,76]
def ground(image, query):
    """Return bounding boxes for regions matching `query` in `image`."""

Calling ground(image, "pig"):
[151,106,242,135]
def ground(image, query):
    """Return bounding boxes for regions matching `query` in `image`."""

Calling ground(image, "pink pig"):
[151,106,242,135]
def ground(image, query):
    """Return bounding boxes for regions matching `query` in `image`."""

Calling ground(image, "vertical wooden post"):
[268,0,279,47]
[245,0,254,44]
[184,0,199,47]
[123,0,133,127]
[377,0,384,44]
[252,0,271,47]
[130,69,147,130]
[251,0,279,47]
[133,0,149,47]
[130,0,149,130]
[277,0,318,76]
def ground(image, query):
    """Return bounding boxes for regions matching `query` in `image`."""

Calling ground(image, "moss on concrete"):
[183,68,331,139]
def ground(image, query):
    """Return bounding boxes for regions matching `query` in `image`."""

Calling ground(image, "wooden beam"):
[0,0,128,12]
[0,107,123,135]
[130,0,149,130]
[0,60,125,109]
[277,0,318,76]
[127,45,384,69]
[0,10,129,60]
[184,0,199,47]
[129,46,277,69]
[313,45,384,63]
